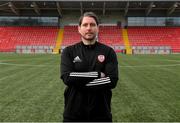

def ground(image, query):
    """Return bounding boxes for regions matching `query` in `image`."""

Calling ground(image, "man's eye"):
[82,24,88,27]
[90,23,96,27]
[82,23,96,27]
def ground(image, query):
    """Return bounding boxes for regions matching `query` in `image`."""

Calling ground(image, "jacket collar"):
[80,41,98,49]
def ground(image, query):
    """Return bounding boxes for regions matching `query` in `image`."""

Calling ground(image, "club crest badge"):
[98,55,105,63]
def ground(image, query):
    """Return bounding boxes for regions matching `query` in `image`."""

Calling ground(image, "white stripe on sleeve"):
[70,72,98,78]
[86,77,111,86]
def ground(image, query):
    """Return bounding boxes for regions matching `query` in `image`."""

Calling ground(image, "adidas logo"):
[73,56,82,63]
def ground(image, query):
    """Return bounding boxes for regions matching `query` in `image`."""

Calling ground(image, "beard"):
[82,33,97,41]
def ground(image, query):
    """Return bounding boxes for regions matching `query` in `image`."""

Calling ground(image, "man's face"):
[78,16,99,41]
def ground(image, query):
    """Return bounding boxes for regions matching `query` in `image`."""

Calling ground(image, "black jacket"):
[60,41,119,122]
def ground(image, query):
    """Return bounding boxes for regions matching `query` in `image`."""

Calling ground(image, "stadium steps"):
[122,29,132,54]
[53,29,64,54]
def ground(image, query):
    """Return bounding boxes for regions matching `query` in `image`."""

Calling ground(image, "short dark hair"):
[79,12,99,26]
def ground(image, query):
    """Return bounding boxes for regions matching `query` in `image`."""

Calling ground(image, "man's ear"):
[78,26,81,34]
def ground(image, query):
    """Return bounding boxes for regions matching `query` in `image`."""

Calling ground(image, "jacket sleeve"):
[60,47,100,87]
[85,48,119,90]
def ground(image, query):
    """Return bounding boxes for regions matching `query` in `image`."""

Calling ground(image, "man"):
[60,12,119,122]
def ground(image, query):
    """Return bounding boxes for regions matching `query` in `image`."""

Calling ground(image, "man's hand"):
[100,72,105,78]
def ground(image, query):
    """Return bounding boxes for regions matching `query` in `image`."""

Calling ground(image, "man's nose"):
[86,25,91,30]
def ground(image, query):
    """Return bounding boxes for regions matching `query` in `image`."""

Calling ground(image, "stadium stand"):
[1,25,180,54]
[128,27,180,53]
[0,26,59,52]
[98,26,124,46]
[61,26,80,46]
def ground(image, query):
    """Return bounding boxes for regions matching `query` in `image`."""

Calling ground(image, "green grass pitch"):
[0,53,180,122]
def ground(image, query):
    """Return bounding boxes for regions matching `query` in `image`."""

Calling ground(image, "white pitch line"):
[0,62,50,67]
[165,59,180,62]
[119,64,180,68]
[0,62,180,68]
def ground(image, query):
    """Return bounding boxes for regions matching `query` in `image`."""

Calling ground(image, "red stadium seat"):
[0,26,59,52]
[128,27,180,53]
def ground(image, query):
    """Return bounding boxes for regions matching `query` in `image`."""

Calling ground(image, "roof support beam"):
[124,2,129,16]
[0,2,9,7]
[167,2,178,16]
[31,2,40,15]
[8,2,19,15]
[146,2,154,16]
[80,2,83,15]
[103,2,106,16]
[56,2,62,17]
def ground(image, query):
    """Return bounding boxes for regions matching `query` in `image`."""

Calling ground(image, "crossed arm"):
[60,48,119,90]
